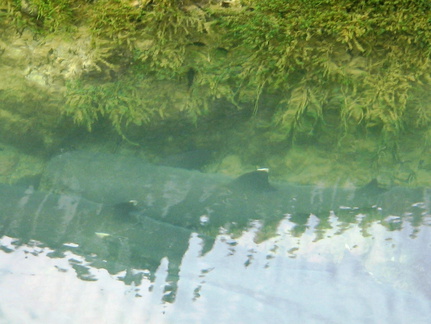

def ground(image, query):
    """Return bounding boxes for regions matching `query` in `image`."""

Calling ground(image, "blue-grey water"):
[0,151,431,323]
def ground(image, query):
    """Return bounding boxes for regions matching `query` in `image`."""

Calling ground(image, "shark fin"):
[230,169,275,193]
[356,179,388,198]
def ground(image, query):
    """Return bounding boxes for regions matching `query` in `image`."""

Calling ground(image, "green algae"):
[1,0,431,185]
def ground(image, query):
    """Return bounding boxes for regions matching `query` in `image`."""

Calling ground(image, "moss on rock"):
[1,0,431,184]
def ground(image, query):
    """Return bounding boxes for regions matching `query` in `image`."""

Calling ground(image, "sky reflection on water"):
[1,210,431,324]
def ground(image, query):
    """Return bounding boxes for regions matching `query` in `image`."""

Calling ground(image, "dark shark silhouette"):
[0,150,430,302]
[40,151,430,231]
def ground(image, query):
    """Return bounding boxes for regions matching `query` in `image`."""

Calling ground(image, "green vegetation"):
[221,0,431,147]
[2,0,77,32]
[2,0,431,183]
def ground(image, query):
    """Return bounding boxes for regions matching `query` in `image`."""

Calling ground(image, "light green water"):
[0,149,430,323]
[2,2,431,322]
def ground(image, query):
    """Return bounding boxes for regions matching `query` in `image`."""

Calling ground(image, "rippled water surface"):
[1,151,431,323]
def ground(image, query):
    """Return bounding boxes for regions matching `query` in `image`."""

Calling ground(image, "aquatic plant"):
[2,0,78,32]
[62,0,237,133]
[135,1,209,73]
[3,0,431,178]
[87,0,143,49]
[219,0,431,157]
[64,78,163,136]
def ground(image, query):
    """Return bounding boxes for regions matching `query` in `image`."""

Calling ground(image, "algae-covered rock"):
[1,0,431,186]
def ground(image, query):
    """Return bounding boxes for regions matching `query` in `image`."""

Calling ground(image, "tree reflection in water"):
[0,151,430,323]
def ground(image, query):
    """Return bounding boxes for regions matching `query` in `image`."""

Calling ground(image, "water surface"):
[0,151,430,323]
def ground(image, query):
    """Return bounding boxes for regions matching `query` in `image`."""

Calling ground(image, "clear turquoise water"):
[0,150,430,323]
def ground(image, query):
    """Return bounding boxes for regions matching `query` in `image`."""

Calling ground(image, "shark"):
[39,150,431,232]
[0,150,430,305]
